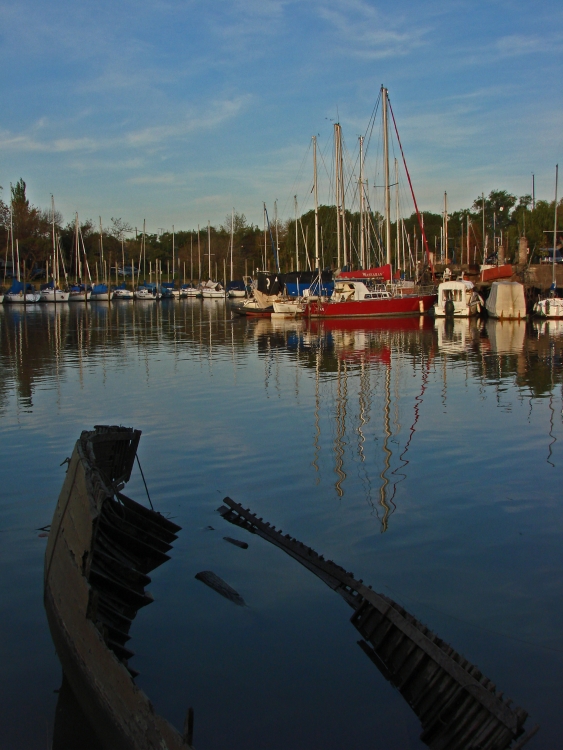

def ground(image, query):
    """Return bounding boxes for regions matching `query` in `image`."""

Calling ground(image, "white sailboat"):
[534,164,562,318]
[40,198,69,302]
[5,240,41,303]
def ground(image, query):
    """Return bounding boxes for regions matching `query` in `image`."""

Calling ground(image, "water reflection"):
[2,303,562,519]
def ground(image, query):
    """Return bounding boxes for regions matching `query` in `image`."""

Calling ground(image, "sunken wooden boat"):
[44,426,190,750]
[218,498,538,750]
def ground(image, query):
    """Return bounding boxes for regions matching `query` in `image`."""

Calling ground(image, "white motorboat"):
[40,286,70,302]
[433,280,483,317]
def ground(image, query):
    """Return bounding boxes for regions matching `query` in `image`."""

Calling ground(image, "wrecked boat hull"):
[44,426,188,750]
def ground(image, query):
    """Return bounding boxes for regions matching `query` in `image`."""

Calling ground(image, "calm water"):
[1,300,562,749]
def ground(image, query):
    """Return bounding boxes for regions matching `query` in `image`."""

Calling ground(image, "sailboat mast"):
[51,196,56,286]
[334,124,341,269]
[313,135,320,272]
[172,225,175,286]
[230,208,234,281]
[553,164,559,288]
[444,192,448,265]
[142,219,146,280]
[207,220,211,279]
[395,158,399,272]
[382,86,391,268]
[359,136,365,268]
[294,195,299,272]
[340,128,348,268]
[197,225,201,281]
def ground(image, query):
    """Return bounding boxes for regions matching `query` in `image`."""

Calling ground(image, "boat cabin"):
[332,281,391,303]
[434,280,481,317]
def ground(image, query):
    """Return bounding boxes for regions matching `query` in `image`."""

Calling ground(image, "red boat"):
[307,279,436,318]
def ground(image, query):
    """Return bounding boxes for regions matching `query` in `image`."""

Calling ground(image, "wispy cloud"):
[0,96,251,155]
[315,0,430,59]
[127,173,178,185]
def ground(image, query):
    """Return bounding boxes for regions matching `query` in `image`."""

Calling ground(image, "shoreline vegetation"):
[1,179,561,283]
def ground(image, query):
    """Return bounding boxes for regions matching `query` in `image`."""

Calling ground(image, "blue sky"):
[0,0,561,232]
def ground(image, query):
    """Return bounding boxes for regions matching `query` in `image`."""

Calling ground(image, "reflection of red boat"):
[308,316,434,334]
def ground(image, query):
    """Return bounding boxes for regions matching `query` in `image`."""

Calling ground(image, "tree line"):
[1,180,561,283]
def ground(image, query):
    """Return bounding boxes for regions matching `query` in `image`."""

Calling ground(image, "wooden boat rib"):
[44,426,189,750]
[218,497,538,750]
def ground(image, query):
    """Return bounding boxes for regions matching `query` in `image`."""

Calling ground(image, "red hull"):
[307,294,436,318]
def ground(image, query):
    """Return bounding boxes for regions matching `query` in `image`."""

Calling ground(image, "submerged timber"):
[44,426,189,750]
[218,497,538,750]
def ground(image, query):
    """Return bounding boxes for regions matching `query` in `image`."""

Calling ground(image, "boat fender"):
[419,300,424,313]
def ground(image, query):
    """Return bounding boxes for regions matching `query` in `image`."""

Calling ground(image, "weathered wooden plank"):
[218,496,530,742]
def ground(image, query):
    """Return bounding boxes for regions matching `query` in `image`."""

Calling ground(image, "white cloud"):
[0,96,251,155]
[315,0,430,59]
[127,173,178,185]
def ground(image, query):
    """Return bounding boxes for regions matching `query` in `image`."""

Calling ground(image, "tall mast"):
[197,225,201,281]
[142,219,146,280]
[334,124,341,269]
[99,216,104,271]
[313,135,320,272]
[359,136,365,268]
[207,220,211,279]
[382,86,391,267]
[190,234,193,284]
[75,212,79,281]
[339,124,348,268]
[395,158,399,271]
[294,195,299,272]
[445,192,449,265]
[274,200,279,270]
[51,195,57,286]
[482,194,486,262]
[263,205,267,271]
[552,164,559,288]
[230,208,234,281]
[172,225,175,286]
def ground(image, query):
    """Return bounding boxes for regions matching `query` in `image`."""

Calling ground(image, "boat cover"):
[485,281,526,319]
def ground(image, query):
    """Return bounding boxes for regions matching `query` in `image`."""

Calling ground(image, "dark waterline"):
[0,300,562,749]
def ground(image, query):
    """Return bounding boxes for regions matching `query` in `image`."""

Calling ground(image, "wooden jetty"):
[218,497,538,750]
[44,426,191,750]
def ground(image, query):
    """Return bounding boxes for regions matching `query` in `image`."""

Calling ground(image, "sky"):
[0,0,561,233]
